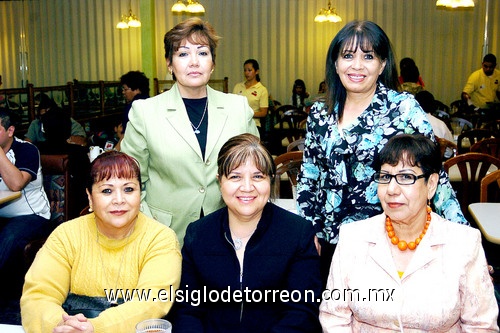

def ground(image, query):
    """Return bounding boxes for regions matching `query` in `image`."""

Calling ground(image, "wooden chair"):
[470,138,500,159]
[273,151,303,198]
[456,129,492,155]
[444,152,500,216]
[287,137,305,152]
[436,137,457,161]
[274,105,308,152]
[481,119,500,137]
[24,154,71,267]
[480,169,500,202]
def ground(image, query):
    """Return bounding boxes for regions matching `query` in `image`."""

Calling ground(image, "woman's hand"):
[53,313,94,333]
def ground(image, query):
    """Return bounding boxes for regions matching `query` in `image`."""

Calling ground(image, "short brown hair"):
[164,18,220,65]
[86,151,141,193]
[217,133,276,197]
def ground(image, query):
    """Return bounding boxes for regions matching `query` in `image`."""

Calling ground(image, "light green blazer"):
[121,83,259,244]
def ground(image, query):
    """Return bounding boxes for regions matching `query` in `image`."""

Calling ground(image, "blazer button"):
[205,159,211,166]
[199,187,205,193]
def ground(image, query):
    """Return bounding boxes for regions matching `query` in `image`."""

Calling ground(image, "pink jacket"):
[320,213,499,332]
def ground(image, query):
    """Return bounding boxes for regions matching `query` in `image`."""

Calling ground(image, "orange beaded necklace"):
[385,205,431,251]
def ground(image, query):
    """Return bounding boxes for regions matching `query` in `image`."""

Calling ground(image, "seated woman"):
[172,133,321,332]
[320,134,498,331]
[21,151,182,333]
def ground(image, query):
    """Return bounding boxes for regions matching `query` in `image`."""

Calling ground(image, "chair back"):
[274,151,303,198]
[274,105,308,151]
[470,138,500,159]
[450,117,473,136]
[287,138,305,152]
[456,129,492,155]
[40,154,70,224]
[436,137,457,161]
[444,152,500,214]
[480,169,500,202]
[481,119,500,137]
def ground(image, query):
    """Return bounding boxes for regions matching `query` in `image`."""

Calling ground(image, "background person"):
[21,151,182,333]
[296,20,467,286]
[320,134,498,331]
[25,93,87,146]
[0,107,50,282]
[121,18,258,245]
[415,90,454,142]
[172,133,321,332]
[291,79,310,108]
[233,59,269,128]
[462,53,500,109]
[120,70,150,134]
[398,57,425,87]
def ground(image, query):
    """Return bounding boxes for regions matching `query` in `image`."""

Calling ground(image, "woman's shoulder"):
[137,212,179,241]
[432,214,480,242]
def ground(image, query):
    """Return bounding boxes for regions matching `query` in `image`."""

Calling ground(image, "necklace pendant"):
[194,129,200,134]
[233,238,242,250]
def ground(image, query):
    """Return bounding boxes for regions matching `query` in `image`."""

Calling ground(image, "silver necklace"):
[231,229,256,251]
[96,219,134,305]
[190,98,208,135]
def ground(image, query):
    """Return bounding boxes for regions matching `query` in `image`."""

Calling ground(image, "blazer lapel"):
[163,84,204,159]
[365,217,402,284]
[401,214,445,279]
[205,86,229,159]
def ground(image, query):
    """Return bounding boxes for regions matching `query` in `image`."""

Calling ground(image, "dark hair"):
[292,79,308,107]
[35,93,58,112]
[0,107,20,130]
[399,57,416,71]
[415,91,436,114]
[120,71,150,96]
[217,133,276,197]
[40,107,71,144]
[244,59,261,82]
[318,81,326,94]
[483,53,497,65]
[377,134,441,179]
[325,20,399,119]
[164,17,220,74]
[86,151,141,193]
[400,63,420,83]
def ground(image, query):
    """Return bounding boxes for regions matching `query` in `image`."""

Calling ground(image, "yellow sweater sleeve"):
[21,213,182,333]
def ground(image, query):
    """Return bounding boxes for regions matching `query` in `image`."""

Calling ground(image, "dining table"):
[0,324,25,332]
[0,190,21,205]
[468,202,500,244]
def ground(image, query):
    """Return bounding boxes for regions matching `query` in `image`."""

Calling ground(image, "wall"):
[0,0,498,106]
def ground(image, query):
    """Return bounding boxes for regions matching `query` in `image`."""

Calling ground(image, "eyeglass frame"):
[373,172,427,185]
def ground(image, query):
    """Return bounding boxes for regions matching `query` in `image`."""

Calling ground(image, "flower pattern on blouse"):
[297,83,467,244]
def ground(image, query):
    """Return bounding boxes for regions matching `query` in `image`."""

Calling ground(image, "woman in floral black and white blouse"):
[296,20,467,285]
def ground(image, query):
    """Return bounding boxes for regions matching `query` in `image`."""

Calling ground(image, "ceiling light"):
[116,1,141,29]
[171,0,205,14]
[315,1,342,23]
[436,0,475,8]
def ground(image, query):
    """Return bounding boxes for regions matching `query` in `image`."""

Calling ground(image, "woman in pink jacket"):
[320,134,498,331]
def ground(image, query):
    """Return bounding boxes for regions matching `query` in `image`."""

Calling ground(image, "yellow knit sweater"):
[21,212,181,333]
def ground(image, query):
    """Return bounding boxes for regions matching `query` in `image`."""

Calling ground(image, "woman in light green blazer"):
[121,18,258,245]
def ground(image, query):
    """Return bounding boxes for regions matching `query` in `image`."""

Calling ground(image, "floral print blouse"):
[297,83,467,244]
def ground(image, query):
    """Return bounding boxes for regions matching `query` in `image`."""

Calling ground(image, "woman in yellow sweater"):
[21,151,182,333]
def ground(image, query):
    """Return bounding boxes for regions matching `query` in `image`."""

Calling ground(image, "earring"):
[88,206,93,212]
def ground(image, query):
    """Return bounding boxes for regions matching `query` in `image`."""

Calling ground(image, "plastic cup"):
[135,319,172,333]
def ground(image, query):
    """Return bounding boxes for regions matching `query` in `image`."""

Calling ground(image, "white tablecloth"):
[0,324,25,332]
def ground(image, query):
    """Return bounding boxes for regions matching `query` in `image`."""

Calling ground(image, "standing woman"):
[233,59,269,128]
[296,20,467,284]
[121,18,258,244]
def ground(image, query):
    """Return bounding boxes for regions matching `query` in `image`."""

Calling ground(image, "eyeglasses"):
[122,87,132,91]
[373,172,426,185]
